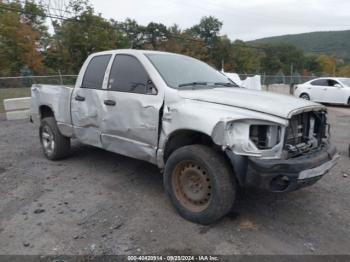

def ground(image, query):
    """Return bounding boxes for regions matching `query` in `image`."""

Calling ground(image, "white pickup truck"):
[31,49,338,224]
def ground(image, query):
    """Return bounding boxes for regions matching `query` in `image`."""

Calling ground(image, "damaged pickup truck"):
[31,50,338,224]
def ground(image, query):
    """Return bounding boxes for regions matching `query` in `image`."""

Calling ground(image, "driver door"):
[323,79,345,104]
[100,54,163,164]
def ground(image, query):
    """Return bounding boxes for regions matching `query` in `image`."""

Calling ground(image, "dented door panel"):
[100,92,162,164]
[71,89,108,148]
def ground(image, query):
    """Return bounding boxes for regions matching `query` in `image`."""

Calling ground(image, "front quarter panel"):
[158,98,288,167]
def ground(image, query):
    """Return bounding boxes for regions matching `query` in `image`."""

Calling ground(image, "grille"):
[284,111,327,157]
[285,113,310,146]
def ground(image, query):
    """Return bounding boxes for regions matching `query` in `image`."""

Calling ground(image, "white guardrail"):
[3,97,30,120]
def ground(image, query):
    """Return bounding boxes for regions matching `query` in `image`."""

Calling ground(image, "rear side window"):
[108,55,149,94]
[311,79,328,86]
[82,55,111,89]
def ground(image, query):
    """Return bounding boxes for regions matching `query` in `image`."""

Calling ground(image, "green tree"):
[230,41,262,73]
[260,43,305,75]
[168,24,181,35]
[338,64,350,77]
[187,16,225,68]
[117,18,144,49]
[22,1,50,50]
[145,22,169,49]
[45,7,128,73]
[303,55,322,75]
[317,55,337,76]
[188,16,223,50]
[0,1,44,76]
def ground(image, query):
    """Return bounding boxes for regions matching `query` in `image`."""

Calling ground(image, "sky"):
[86,0,350,41]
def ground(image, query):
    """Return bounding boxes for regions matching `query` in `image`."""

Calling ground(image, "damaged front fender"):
[212,118,288,159]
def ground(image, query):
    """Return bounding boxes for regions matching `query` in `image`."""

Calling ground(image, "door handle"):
[104,100,116,106]
[75,95,85,101]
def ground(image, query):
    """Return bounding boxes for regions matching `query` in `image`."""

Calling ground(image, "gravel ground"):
[0,106,349,255]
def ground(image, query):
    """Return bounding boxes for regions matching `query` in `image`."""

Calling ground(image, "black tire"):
[39,117,70,160]
[164,145,236,225]
[348,97,350,106]
[300,93,310,100]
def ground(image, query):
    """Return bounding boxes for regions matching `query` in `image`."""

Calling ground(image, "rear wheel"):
[300,93,310,100]
[40,117,70,160]
[164,145,236,225]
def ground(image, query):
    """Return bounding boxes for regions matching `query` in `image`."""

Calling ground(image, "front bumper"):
[227,143,338,192]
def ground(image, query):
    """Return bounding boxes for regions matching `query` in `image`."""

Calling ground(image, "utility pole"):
[290,63,294,95]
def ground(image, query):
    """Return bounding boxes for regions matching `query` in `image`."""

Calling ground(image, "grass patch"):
[0,88,31,113]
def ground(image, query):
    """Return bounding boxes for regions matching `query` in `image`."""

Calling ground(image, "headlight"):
[212,119,287,159]
[250,125,281,150]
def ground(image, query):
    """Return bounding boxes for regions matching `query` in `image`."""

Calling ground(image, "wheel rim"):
[301,94,310,100]
[172,160,212,213]
[41,125,55,156]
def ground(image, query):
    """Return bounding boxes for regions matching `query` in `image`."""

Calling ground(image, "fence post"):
[289,83,294,95]
[58,70,63,85]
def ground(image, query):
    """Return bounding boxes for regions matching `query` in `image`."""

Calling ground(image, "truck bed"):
[31,84,74,126]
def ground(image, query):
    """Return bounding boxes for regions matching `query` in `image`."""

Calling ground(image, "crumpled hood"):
[179,88,324,119]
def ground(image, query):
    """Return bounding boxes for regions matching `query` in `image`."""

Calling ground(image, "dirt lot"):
[0,106,349,255]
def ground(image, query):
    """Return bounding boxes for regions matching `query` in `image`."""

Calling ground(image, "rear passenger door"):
[71,54,112,147]
[100,54,163,164]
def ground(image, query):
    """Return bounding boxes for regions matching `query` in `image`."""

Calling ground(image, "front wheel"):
[40,117,71,160]
[164,145,236,225]
[300,93,310,100]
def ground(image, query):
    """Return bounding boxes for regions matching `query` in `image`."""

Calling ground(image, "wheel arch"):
[299,92,310,99]
[39,105,55,119]
[163,129,218,163]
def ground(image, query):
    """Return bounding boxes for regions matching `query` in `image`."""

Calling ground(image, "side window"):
[311,79,327,86]
[327,80,339,87]
[82,55,111,89]
[108,55,151,94]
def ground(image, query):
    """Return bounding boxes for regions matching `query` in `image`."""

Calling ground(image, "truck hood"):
[178,88,324,119]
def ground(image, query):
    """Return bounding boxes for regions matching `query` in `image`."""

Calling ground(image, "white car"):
[295,77,350,105]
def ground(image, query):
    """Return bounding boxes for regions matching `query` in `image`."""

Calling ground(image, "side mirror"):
[334,83,342,88]
[147,79,157,95]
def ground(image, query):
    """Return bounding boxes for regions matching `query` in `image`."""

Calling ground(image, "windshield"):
[339,78,350,87]
[146,53,238,89]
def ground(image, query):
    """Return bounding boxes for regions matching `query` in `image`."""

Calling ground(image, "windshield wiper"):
[178,82,208,88]
[214,82,238,87]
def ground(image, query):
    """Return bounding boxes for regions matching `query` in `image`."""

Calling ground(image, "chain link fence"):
[238,74,318,86]
[0,73,328,113]
[0,75,77,113]
[0,75,78,89]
